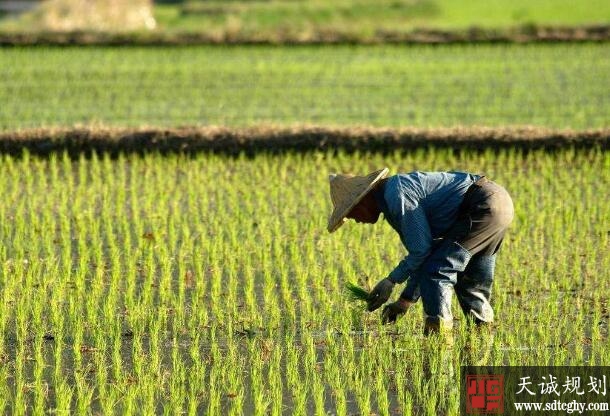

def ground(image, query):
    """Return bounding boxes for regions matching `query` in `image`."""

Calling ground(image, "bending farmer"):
[327,169,514,334]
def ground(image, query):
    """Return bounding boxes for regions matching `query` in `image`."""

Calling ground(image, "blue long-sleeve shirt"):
[373,171,480,293]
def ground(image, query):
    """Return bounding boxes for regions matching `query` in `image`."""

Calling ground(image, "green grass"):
[1,44,609,131]
[3,0,610,38]
[0,148,608,413]
[151,0,610,35]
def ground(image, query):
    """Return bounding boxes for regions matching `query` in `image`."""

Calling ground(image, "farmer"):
[327,168,514,334]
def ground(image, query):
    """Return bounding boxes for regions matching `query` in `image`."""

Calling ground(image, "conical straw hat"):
[327,167,389,233]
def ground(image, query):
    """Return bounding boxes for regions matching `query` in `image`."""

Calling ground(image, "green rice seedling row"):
[1,44,609,131]
[0,148,607,414]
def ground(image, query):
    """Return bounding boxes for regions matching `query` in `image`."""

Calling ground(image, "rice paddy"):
[0,147,607,414]
[1,44,610,131]
[1,4,609,412]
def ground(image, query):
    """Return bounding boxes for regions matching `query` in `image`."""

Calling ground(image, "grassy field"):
[3,0,609,38]
[0,148,607,414]
[153,0,610,35]
[1,44,609,131]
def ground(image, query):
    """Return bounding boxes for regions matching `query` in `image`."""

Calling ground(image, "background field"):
[1,44,609,131]
[0,148,607,414]
[3,0,610,39]
[153,0,610,35]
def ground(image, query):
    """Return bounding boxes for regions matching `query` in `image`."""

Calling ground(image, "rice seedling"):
[0,147,606,414]
[1,45,609,130]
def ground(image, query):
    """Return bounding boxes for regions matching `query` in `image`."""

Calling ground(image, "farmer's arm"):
[386,202,433,287]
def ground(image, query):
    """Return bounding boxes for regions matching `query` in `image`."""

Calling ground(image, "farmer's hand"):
[367,278,395,312]
[381,298,414,324]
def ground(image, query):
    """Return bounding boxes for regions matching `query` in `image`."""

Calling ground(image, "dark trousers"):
[451,177,515,256]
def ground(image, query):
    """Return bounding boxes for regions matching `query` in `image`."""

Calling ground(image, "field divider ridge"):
[1,25,610,46]
[0,126,608,157]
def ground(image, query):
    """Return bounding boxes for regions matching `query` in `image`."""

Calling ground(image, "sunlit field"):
[0,148,607,414]
[152,0,610,33]
[3,0,610,38]
[1,44,609,130]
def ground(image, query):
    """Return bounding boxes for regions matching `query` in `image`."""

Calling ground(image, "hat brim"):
[327,168,389,233]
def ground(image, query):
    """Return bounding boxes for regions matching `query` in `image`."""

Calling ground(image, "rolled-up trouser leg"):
[455,254,496,324]
[418,239,472,333]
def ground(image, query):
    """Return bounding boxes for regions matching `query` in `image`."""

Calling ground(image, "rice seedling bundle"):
[345,282,370,304]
